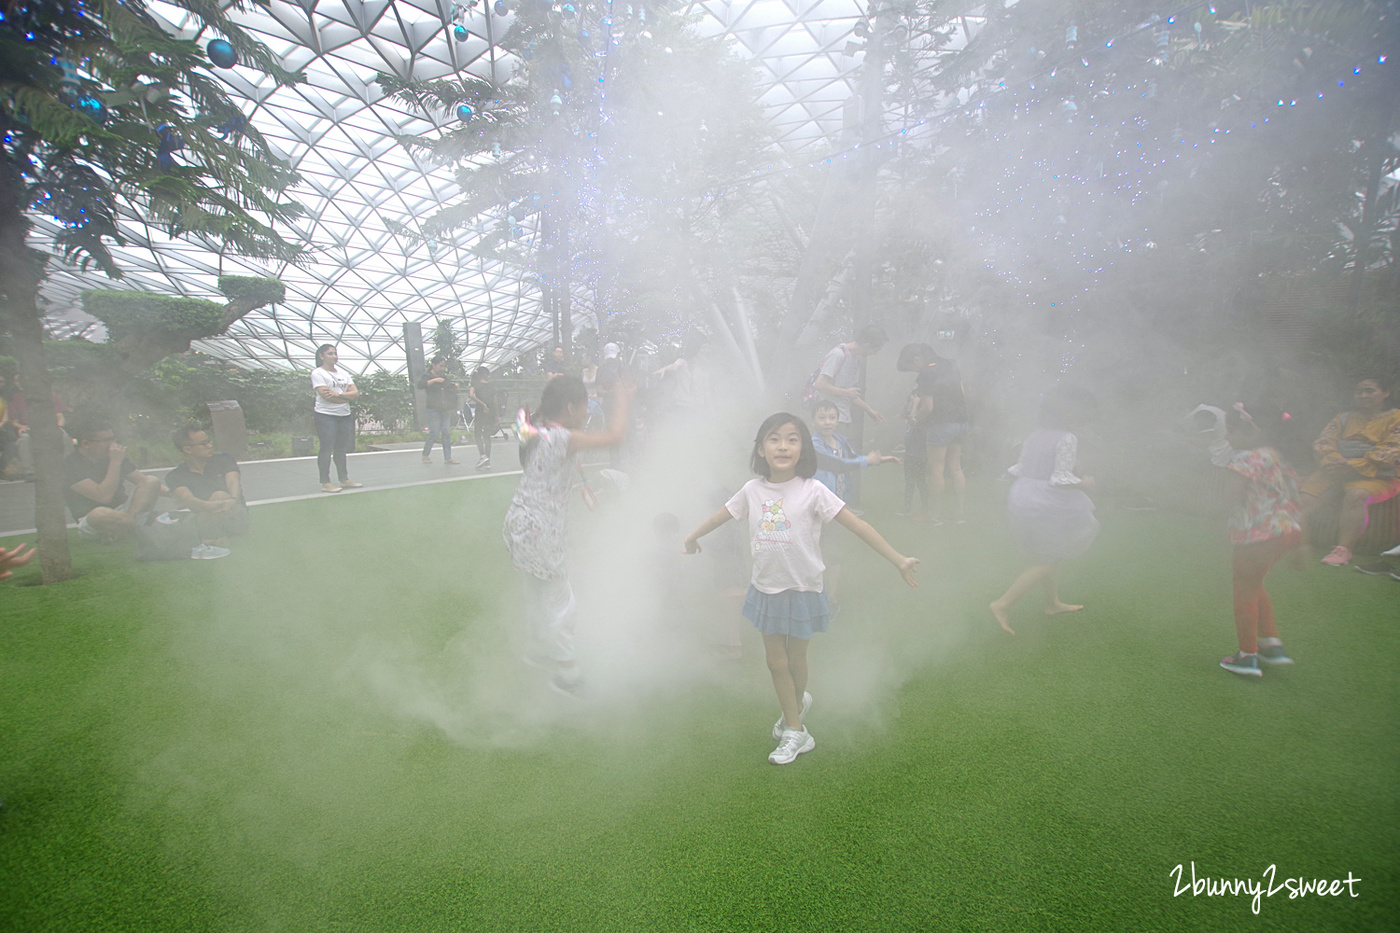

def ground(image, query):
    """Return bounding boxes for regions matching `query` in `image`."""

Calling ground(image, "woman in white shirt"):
[311,345,363,493]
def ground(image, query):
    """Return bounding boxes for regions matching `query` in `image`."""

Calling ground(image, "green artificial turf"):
[1,474,1396,932]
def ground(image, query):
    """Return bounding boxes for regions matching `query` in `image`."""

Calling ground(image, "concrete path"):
[0,444,521,538]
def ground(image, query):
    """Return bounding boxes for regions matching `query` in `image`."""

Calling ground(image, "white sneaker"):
[768,728,815,765]
[773,692,813,740]
[1382,543,1400,558]
[190,544,231,560]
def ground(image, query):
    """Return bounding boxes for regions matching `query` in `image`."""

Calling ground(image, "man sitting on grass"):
[64,415,161,543]
[164,424,249,547]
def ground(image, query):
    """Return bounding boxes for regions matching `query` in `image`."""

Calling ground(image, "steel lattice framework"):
[34,0,979,374]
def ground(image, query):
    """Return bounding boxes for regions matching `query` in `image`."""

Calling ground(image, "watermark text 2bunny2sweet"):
[1170,862,1361,915]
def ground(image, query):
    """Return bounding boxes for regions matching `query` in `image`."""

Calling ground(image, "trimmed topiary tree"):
[83,275,285,373]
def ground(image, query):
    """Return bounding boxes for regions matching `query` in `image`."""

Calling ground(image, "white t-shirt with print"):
[312,367,354,416]
[725,475,846,594]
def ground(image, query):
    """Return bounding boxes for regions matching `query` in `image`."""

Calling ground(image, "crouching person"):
[165,424,249,548]
[65,415,161,542]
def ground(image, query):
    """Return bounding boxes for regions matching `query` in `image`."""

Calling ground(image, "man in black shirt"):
[544,345,567,380]
[469,366,499,470]
[165,424,249,544]
[418,356,460,465]
[65,416,162,541]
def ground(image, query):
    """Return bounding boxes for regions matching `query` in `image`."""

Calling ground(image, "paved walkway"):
[0,444,521,538]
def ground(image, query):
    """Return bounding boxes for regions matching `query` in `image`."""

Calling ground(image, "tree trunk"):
[0,164,76,583]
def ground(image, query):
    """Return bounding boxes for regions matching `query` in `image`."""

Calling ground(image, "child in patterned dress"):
[503,375,631,695]
[1199,404,1304,677]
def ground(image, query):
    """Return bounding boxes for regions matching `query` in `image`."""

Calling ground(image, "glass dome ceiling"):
[35,0,979,373]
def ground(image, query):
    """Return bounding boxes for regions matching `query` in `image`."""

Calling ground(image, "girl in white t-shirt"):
[684,412,918,765]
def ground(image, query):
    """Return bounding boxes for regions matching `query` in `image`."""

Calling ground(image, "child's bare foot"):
[1044,602,1083,616]
[990,601,1016,635]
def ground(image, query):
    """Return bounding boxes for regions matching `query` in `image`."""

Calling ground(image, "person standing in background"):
[813,325,887,507]
[311,345,363,493]
[469,366,499,471]
[544,345,567,381]
[419,356,460,465]
[0,370,68,481]
[915,345,970,525]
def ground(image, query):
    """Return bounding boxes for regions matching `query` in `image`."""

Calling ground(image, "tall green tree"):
[895,0,1398,359]
[380,0,774,360]
[0,0,305,582]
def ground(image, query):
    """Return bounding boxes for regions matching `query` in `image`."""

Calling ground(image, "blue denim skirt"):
[741,586,830,639]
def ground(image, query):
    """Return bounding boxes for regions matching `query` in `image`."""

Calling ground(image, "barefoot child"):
[1198,404,1303,677]
[684,413,918,765]
[990,387,1100,635]
[503,375,631,695]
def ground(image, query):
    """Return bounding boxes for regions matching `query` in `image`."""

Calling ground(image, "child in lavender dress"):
[990,388,1100,635]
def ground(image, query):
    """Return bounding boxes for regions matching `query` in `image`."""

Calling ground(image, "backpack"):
[133,511,203,561]
[801,345,847,407]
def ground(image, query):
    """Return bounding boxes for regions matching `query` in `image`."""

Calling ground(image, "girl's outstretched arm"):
[684,507,733,553]
[834,508,919,587]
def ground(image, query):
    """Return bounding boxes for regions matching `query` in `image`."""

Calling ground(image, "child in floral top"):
[1200,405,1303,677]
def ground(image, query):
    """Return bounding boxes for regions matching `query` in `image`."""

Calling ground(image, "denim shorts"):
[925,422,969,447]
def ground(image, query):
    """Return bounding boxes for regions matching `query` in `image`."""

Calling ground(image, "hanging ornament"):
[853,20,869,39]
[559,62,573,90]
[561,4,576,20]
[206,39,238,69]
[491,141,501,158]
[56,59,80,103]
[550,92,563,115]
[75,95,107,124]
[155,123,185,170]
[457,102,475,121]
[1064,24,1077,49]
[521,43,534,60]
[454,24,469,41]
[578,28,592,51]
[494,0,508,15]
[213,116,245,139]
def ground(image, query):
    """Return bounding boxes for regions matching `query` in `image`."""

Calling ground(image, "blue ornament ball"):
[562,4,576,19]
[76,95,107,124]
[457,103,475,121]
[494,0,508,15]
[454,24,469,41]
[207,39,237,69]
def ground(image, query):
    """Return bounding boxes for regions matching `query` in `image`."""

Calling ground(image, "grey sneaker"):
[1258,643,1294,666]
[773,692,814,740]
[190,544,231,560]
[768,728,815,765]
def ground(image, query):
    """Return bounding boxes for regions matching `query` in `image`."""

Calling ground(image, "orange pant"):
[1231,530,1301,654]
